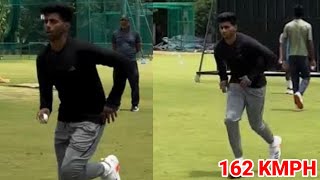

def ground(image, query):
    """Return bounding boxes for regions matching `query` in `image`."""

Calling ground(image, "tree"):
[16,5,38,43]
[0,0,10,42]
[195,0,216,37]
[16,0,74,44]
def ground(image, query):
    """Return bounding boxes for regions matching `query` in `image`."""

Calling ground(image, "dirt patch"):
[8,83,39,88]
[0,86,39,100]
[7,83,57,90]
[0,77,10,83]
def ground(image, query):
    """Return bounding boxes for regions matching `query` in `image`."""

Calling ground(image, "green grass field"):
[0,59,152,179]
[1,53,320,180]
[153,52,320,180]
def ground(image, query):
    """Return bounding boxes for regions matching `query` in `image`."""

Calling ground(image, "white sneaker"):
[269,136,282,159]
[286,88,293,95]
[101,155,120,180]
[131,106,139,112]
[294,92,303,109]
[228,157,244,178]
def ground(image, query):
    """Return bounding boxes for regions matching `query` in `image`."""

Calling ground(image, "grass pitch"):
[153,52,320,180]
[0,59,152,180]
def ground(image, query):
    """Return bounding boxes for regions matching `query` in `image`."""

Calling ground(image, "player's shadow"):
[270,108,305,112]
[119,108,132,112]
[189,170,222,178]
[270,91,290,94]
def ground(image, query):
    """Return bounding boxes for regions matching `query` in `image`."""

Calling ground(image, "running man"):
[281,4,316,109]
[213,12,282,178]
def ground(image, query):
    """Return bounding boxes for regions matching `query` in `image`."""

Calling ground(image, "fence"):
[217,0,320,71]
[0,0,153,60]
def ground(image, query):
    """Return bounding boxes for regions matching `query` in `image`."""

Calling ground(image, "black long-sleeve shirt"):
[36,38,130,123]
[214,32,277,88]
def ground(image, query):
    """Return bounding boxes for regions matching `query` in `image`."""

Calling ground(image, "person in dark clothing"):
[213,12,282,178]
[109,15,141,112]
[36,3,128,180]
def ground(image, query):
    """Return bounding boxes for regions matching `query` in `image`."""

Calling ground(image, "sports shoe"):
[131,106,139,112]
[228,174,242,179]
[294,92,303,109]
[101,155,120,180]
[286,88,293,95]
[269,136,282,159]
[228,158,244,179]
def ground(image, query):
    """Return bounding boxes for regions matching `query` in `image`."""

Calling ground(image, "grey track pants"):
[288,55,310,95]
[224,83,274,158]
[55,121,105,180]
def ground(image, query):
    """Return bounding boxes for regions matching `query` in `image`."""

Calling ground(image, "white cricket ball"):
[42,114,48,122]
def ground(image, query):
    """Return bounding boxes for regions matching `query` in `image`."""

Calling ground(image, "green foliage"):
[16,5,38,43]
[195,0,215,37]
[0,0,10,42]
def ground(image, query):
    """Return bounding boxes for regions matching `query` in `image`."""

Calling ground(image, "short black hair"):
[294,4,304,18]
[40,3,74,22]
[217,12,237,25]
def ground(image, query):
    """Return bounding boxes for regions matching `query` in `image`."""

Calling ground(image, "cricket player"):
[281,4,316,109]
[213,12,282,178]
[36,3,130,180]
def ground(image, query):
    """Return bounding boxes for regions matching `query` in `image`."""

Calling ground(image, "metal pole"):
[136,0,142,59]
[122,0,127,15]
[139,1,152,41]
[136,0,141,33]
[197,0,214,72]
[88,0,91,42]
